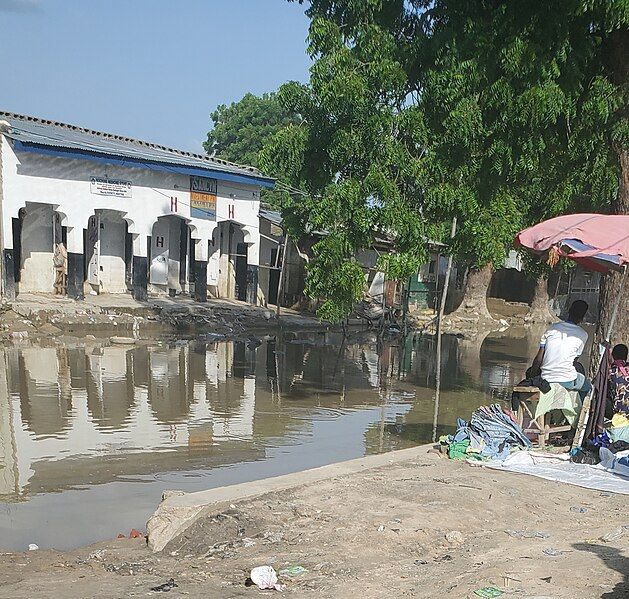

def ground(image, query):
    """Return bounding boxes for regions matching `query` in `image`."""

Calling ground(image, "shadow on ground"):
[573,542,629,598]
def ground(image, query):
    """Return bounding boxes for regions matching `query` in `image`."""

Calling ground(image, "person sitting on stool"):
[530,300,592,402]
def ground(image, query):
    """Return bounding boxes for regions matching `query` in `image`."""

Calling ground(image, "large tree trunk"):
[596,147,629,347]
[525,276,556,324]
[593,28,629,362]
[449,263,495,322]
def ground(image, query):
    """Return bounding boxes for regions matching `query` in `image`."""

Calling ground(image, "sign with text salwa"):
[190,176,217,220]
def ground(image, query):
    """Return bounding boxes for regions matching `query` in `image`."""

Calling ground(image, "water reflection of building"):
[0,341,272,499]
[0,354,19,496]
[0,341,377,498]
[86,346,135,429]
[0,331,530,503]
[0,335,398,500]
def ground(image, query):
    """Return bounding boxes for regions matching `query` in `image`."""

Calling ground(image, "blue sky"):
[0,0,311,152]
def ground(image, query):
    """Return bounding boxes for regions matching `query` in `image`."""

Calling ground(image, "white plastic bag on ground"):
[250,566,284,591]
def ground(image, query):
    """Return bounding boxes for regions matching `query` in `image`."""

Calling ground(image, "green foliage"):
[204,92,299,168]
[266,0,627,321]
[377,251,425,282]
[305,236,366,323]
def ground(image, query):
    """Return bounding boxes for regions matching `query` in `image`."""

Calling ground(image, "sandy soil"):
[0,449,627,599]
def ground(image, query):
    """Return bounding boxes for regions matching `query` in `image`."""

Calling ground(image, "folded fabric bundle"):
[445,404,531,461]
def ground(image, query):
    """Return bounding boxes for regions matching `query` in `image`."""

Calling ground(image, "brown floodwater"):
[0,328,542,550]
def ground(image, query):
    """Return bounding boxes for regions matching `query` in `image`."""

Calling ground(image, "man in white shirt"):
[531,300,592,401]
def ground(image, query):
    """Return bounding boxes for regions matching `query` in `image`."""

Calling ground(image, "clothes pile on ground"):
[441,404,531,461]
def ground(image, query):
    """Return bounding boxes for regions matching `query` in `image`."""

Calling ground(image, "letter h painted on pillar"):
[170,196,178,212]
[228,204,234,219]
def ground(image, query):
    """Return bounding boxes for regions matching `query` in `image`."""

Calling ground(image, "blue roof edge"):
[11,139,276,189]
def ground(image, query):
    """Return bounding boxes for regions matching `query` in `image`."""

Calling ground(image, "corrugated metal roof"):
[0,111,274,187]
[259,208,283,226]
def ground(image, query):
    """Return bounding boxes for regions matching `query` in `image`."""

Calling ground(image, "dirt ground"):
[0,449,627,599]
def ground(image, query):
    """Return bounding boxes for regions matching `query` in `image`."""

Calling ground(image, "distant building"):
[257,208,449,314]
[0,112,274,303]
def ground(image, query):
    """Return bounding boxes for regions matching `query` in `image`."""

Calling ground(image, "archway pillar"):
[2,208,17,301]
[192,236,208,303]
[64,219,85,300]
[243,226,260,305]
[132,233,149,301]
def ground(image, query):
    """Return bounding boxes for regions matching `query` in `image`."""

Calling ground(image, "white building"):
[0,112,275,303]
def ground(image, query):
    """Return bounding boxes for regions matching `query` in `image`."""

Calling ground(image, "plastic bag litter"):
[600,526,626,542]
[279,565,307,578]
[505,529,549,539]
[250,566,284,591]
[473,588,503,598]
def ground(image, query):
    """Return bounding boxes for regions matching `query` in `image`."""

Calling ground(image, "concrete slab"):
[146,445,431,552]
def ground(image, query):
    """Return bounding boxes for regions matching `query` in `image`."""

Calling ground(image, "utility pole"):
[432,216,457,442]
[276,236,288,318]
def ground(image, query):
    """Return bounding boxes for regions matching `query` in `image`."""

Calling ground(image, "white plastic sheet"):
[476,450,629,495]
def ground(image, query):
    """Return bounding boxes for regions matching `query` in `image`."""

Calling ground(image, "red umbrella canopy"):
[515,213,629,273]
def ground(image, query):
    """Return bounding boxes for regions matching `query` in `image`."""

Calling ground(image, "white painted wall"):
[1,136,264,299]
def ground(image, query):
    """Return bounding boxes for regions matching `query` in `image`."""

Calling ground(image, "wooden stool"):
[512,386,573,447]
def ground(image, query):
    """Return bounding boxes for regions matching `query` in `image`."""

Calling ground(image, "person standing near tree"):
[531,300,592,402]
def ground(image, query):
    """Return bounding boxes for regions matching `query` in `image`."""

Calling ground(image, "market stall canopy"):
[515,213,629,273]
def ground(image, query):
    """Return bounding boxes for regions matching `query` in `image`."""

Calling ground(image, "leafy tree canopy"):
[259,11,437,321]
[204,92,300,168]
[262,0,627,321]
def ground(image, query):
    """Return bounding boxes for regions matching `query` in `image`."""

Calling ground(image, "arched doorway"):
[217,221,247,300]
[149,215,193,295]
[17,203,65,294]
[85,210,132,294]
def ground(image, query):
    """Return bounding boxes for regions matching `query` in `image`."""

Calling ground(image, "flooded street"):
[0,329,538,550]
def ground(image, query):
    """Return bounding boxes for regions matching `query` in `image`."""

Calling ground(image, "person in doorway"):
[53,241,68,295]
[530,300,592,402]
[609,343,629,415]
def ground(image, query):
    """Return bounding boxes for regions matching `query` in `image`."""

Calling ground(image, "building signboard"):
[90,177,132,198]
[190,176,217,220]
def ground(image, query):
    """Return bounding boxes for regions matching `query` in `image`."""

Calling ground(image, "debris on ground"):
[542,548,571,557]
[105,562,149,576]
[278,565,308,578]
[249,566,284,591]
[570,506,588,513]
[28,544,38,551]
[444,530,465,544]
[505,529,549,539]
[149,578,178,592]
[473,588,503,598]
[2,450,628,598]
[600,526,625,542]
